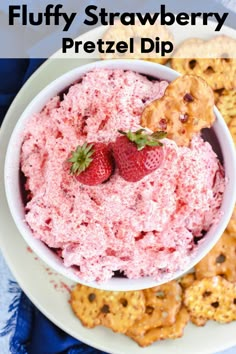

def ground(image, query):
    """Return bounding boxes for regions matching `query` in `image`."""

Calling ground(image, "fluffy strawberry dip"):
[20,69,225,282]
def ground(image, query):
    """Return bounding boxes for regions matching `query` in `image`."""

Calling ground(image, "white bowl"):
[4,59,236,291]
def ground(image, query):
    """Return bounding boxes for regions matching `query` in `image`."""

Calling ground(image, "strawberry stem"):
[118,129,167,150]
[68,143,94,175]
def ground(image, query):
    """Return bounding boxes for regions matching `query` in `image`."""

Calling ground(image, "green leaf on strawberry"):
[68,143,94,175]
[118,129,167,151]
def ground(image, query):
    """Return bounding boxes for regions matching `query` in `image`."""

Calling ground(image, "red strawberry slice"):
[68,142,113,186]
[112,130,166,182]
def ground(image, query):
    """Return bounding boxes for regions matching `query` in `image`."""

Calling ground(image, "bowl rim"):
[4,59,236,291]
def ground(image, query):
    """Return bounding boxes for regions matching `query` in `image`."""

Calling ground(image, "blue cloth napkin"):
[0,59,106,354]
[10,292,106,354]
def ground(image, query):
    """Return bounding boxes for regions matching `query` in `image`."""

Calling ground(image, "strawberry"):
[68,142,113,186]
[111,129,166,182]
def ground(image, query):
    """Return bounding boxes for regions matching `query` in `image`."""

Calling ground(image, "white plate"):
[1,22,236,354]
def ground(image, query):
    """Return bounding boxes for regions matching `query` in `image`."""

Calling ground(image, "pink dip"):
[21,69,225,282]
